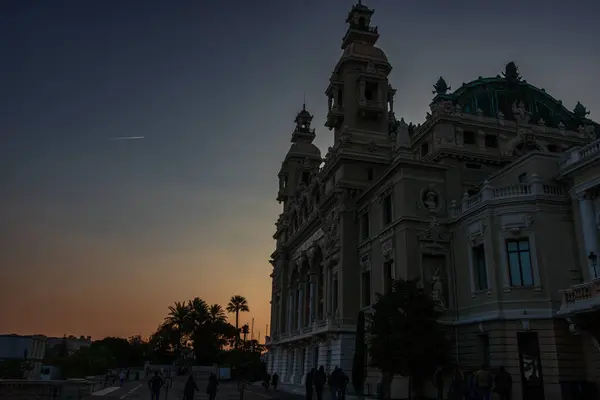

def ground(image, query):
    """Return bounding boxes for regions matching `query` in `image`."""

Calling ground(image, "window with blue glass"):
[506,239,534,286]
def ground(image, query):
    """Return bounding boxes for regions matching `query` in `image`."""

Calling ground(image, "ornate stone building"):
[267,2,600,399]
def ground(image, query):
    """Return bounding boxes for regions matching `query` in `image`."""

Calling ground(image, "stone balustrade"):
[270,317,356,345]
[0,380,92,400]
[560,137,600,169]
[449,178,566,217]
[558,278,600,315]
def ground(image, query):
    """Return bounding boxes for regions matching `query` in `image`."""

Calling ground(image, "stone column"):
[309,274,317,324]
[326,267,332,316]
[287,293,293,332]
[297,286,304,329]
[579,192,600,279]
[579,191,600,279]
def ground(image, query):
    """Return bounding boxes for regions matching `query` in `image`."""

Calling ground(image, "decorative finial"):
[573,102,590,120]
[432,77,450,95]
[303,93,306,111]
[502,61,521,82]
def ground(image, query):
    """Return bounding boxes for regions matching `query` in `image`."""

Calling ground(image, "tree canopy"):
[44,295,260,379]
[368,278,450,397]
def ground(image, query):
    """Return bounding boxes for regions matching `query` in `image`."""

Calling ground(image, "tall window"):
[382,194,393,226]
[365,81,378,101]
[463,131,476,144]
[383,261,393,294]
[485,134,498,148]
[479,334,490,367]
[360,212,370,241]
[361,270,371,308]
[506,239,534,286]
[302,172,310,185]
[318,265,324,320]
[472,244,488,291]
[332,275,339,313]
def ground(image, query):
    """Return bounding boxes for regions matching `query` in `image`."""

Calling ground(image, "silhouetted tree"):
[368,278,450,400]
[226,295,250,348]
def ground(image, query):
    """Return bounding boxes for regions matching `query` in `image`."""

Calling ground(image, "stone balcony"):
[269,318,356,345]
[557,278,600,316]
[559,137,600,172]
[449,176,566,218]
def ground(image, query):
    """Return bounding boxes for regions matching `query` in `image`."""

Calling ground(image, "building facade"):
[267,2,600,399]
[0,334,47,380]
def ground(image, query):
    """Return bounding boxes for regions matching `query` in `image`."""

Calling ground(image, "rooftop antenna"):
[251,318,255,341]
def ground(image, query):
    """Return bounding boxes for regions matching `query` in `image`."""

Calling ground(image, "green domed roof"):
[432,63,599,137]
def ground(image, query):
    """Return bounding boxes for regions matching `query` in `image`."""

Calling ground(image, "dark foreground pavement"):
[84,377,304,400]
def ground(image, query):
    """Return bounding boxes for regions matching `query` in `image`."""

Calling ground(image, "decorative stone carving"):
[512,100,531,125]
[364,141,379,152]
[432,77,451,95]
[498,213,533,235]
[320,208,340,254]
[421,187,440,213]
[467,222,486,245]
[431,268,445,309]
[418,217,449,242]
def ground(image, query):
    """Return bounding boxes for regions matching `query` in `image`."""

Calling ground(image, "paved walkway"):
[84,377,309,400]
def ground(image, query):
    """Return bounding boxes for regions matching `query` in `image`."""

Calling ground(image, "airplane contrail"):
[109,136,145,141]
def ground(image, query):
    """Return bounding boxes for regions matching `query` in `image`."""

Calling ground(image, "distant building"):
[0,334,47,379]
[46,335,92,355]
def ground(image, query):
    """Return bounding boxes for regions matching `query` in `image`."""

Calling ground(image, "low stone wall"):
[0,379,92,400]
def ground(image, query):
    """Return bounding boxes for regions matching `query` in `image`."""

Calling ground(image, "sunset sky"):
[1,0,599,340]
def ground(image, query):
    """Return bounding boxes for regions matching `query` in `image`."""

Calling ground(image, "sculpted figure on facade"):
[512,100,531,125]
[431,268,445,309]
[424,189,438,212]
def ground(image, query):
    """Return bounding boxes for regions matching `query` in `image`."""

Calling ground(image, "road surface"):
[85,376,304,400]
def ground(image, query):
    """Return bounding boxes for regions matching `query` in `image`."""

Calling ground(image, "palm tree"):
[208,304,227,324]
[164,301,189,356]
[187,298,210,333]
[226,295,250,348]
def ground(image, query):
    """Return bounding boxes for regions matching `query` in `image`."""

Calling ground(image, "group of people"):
[103,369,130,387]
[261,371,279,390]
[306,366,349,400]
[434,365,513,400]
[147,370,219,400]
[263,366,349,400]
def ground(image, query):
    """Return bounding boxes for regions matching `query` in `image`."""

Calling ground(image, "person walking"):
[207,372,219,400]
[474,365,492,400]
[305,368,315,400]
[493,367,512,400]
[433,366,444,400]
[337,368,349,400]
[148,371,164,400]
[183,374,198,400]
[448,367,464,400]
[314,366,327,400]
[119,370,126,387]
[271,372,279,391]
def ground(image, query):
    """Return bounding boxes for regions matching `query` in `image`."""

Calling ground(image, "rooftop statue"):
[573,102,591,120]
[502,61,522,82]
[432,77,451,95]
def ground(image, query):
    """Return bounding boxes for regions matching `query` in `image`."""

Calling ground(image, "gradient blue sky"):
[1,0,599,340]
